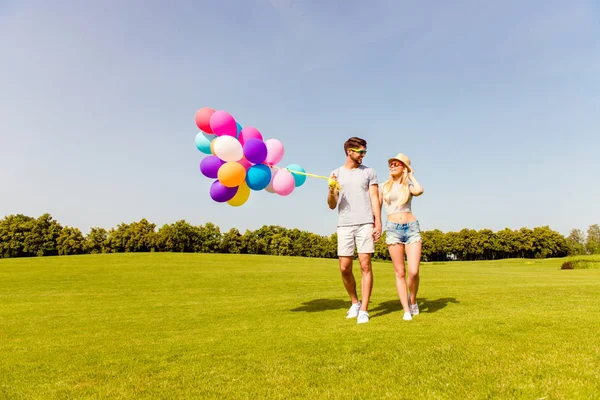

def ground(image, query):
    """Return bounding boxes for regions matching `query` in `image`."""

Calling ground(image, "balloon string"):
[271,166,342,189]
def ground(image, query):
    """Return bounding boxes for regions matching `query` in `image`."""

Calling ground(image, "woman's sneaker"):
[403,312,413,321]
[357,310,370,324]
[346,301,362,318]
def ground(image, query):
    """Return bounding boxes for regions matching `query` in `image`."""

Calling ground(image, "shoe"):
[410,302,419,315]
[357,310,370,324]
[403,312,412,321]
[346,301,361,319]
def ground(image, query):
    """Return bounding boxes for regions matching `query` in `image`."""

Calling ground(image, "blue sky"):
[1,0,599,237]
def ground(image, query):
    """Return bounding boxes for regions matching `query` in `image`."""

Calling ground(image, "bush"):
[561,259,600,270]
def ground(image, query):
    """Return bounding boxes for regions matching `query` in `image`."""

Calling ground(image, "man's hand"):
[373,223,382,242]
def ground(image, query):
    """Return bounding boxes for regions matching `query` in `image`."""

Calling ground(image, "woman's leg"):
[405,241,422,306]
[388,243,409,313]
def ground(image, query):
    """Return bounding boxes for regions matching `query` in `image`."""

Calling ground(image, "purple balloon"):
[243,138,267,165]
[200,156,225,179]
[209,180,238,202]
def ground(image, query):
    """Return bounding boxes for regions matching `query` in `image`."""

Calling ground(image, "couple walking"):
[327,137,424,324]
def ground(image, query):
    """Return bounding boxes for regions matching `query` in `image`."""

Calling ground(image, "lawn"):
[1,253,599,399]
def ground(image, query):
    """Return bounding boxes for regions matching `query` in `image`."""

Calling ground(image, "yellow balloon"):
[227,182,251,207]
[218,162,246,188]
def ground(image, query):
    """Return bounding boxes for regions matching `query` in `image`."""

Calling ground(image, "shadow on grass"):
[370,297,460,319]
[290,299,348,312]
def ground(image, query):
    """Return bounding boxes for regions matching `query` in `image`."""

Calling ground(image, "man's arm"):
[369,184,382,239]
[327,173,339,210]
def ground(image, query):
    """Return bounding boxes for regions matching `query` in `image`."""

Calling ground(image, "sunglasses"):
[349,148,367,155]
[389,161,404,168]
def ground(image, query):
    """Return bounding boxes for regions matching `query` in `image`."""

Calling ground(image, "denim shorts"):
[385,221,422,245]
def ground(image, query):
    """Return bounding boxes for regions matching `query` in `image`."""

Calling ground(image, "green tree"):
[269,233,292,256]
[0,214,35,258]
[85,227,108,254]
[221,228,243,254]
[57,227,86,255]
[586,224,600,254]
[198,222,222,253]
[566,229,587,256]
[156,220,202,252]
[23,213,63,257]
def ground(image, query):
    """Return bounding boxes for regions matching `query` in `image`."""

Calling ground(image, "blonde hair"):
[382,168,410,207]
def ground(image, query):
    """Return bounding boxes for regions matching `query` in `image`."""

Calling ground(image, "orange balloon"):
[218,162,246,188]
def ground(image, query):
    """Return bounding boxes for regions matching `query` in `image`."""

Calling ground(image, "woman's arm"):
[408,171,424,196]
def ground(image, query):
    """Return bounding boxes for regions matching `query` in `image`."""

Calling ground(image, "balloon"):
[285,164,307,187]
[236,122,243,138]
[217,162,246,188]
[272,168,295,196]
[239,127,263,146]
[238,157,253,170]
[243,138,268,165]
[195,107,216,134]
[227,182,251,207]
[210,180,238,202]
[210,110,237,137]
[265,139,284,165]
[195,132,213,155]
[245,164,272,191]
[200,155,225,179]
[213,135,243,162]
[264,167,276,194]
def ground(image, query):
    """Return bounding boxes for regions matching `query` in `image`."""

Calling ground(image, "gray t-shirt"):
[331,165,378,227]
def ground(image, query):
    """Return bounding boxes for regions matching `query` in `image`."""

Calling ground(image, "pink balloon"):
[264,165,277,193]
[210,110,237,137]
[265,139,284,165]
[239,127,263,146]
[272,169,295,196]
[239,157,252,170]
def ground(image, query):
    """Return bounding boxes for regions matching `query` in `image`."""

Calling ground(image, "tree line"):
[1,213,599,261]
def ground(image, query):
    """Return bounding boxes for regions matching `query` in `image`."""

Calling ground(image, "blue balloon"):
[236,122,243,139]
[286,164,306,187]
[246,164,271,191]
[195,132,214,155]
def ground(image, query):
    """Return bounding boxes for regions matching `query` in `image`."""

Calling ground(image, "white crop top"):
[381,182,413,215]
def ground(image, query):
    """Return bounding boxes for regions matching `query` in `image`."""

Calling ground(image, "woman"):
[379,153,424,321]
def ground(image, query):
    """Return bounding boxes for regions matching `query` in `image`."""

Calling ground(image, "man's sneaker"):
[346,301,361,319]
[410,302,419,315]
[403,312,413,321]
[357,310,370,324]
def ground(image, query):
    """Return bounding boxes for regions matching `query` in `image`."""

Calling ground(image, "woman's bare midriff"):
[387,212,417,224]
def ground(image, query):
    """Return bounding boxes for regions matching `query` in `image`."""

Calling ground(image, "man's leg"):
[339,256,358,304]
[357,253,373,312]
[337,226,359,304]
[356,224,375,313]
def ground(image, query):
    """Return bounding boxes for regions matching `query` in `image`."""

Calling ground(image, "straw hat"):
[388,153,412,172]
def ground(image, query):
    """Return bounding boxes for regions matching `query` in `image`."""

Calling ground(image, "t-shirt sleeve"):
[368,168,378,186]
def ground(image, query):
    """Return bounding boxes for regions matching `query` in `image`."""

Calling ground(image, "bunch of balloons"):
[195,107,308,207]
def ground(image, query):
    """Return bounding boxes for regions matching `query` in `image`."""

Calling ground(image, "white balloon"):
[213,135,243,162]
[264,166,277,193]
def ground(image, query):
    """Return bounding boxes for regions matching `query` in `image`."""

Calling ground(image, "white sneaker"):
[346,301,361,319]
[410,302,419,315]
[403,312,413,321]
[357,310,370,324]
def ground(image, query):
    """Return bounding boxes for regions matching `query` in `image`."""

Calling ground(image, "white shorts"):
[337,223,375,257]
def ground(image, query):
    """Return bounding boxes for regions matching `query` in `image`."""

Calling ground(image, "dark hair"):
[343,137,367,155]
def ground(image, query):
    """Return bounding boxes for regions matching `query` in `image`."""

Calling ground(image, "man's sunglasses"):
[349,148,367,155]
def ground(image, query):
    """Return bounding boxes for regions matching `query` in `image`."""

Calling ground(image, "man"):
[328,137,382,324]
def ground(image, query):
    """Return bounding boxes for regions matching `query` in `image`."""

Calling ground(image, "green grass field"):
[1,253,599,399]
